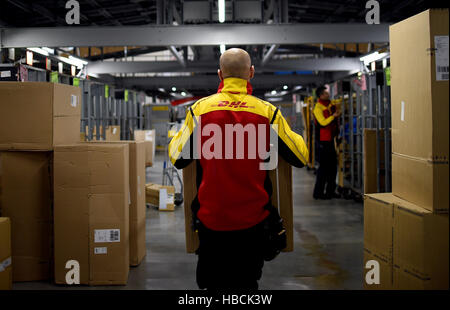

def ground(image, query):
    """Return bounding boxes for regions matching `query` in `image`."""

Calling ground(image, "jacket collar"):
[217,77,253,95]
[318,98,331,107]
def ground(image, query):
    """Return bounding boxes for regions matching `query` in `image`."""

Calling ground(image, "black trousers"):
[313,141,338,197]
[196,220,265,290]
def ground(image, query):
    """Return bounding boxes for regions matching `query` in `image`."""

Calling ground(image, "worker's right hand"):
[333,111,341,118]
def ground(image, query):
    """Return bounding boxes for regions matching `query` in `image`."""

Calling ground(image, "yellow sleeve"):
[271,108,309,166]
[313,104,335,126]
[168,105,197,166]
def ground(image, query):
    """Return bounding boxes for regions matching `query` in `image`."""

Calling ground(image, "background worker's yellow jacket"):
[168,77,309,231]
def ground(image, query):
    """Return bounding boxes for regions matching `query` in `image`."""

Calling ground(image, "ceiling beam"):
[116,74,325,92]
[87,58,362,74]
[0,23,390,48]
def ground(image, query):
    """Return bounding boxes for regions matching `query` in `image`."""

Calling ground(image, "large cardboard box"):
[392,153,448,213]
[363,193,449,290]
[390,9,449,161]
[135,130,156,167]
[54,144,130,285]
[363,129,385,194]
[182,157,293,253]
[145,183,175,211]
[363,193,395,263]
[363,250,393,290]
[0,82,82,150]
[0,152,53,282]
[106,126,121,141]
[393,198,449,290]
[88,141,146,267]
[0,217,12,290]
[390,9,449,212]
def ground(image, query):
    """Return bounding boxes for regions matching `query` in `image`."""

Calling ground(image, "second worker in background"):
[313,86,341,200]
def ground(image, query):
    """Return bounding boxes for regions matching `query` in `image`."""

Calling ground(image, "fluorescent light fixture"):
[27,47,48,56]
[68,55,88,68]
[42,47,55,55]
[267,97,283,102]
[172,87,177,92]
[371,62,376,72]
[359,51,389,66]
[181,91,186,96]
[220,44,226,54]
[58,62,63,74]
[158,88,166,92]
[218,0,225,23]
[271,90,277,95]
[382,58,387,69]
[71,65,76,76]
[26,51,34,66]
[283,85,288,90]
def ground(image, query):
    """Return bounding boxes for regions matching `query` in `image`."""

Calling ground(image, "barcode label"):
[437,66,449,73]
[435,36,449,81]
[94,229,120,243]
[94,247,107,255]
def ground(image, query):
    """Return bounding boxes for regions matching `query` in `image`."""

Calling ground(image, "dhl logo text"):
[212,101,254,108]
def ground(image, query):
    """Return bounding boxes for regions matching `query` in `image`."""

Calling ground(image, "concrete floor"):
[14,152,364,290]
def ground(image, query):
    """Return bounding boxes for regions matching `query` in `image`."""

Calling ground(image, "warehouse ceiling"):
[0,0,437,98]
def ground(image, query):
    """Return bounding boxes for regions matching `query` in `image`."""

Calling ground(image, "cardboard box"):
[135,130,156,167]
[0,152,53,282]
[363,193,449,290]
[106,126,121,141]
[392,153,448,213]
[88,141,146,267]
[182,158,293,253]
[363,250,393,290]
[390,9,449,161]
[0,82,82,150]
[363,129,385,194]
[54,144,130,285]
[363,193,395,263]
[393,198,449,290]
[0,217,12,290]
[145,183,175,211]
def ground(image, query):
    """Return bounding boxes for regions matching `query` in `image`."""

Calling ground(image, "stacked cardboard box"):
[0,82,82,282]
[135,130,156,167]
[363,193,449,290]
[88,141,146,267]
[106,126,121,141]
[390,9,449,212]
[54,144,130,285]
[364,9,449,290]
[0,217,12,290]
[146,183,175,211]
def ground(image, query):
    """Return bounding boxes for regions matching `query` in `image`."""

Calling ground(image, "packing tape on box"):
[400,101,405,122]
[0,257,11,272]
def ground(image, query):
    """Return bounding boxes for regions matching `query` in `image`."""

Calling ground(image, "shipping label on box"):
[434,35,449,81]
[94,229,120,243]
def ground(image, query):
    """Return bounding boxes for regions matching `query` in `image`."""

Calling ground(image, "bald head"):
[219,48,254,80]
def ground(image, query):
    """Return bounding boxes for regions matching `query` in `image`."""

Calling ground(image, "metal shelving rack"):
[335,65,392,200]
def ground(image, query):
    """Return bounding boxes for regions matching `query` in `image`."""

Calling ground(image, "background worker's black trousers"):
[195,220,266,290]
[313,141,338,197]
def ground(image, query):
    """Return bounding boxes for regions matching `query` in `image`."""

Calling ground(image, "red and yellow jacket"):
[168,77,309,231]
[313,99,338,142]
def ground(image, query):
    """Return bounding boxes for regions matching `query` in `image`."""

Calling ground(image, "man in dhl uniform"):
[312,86,341,200]
[169,48,309,289]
